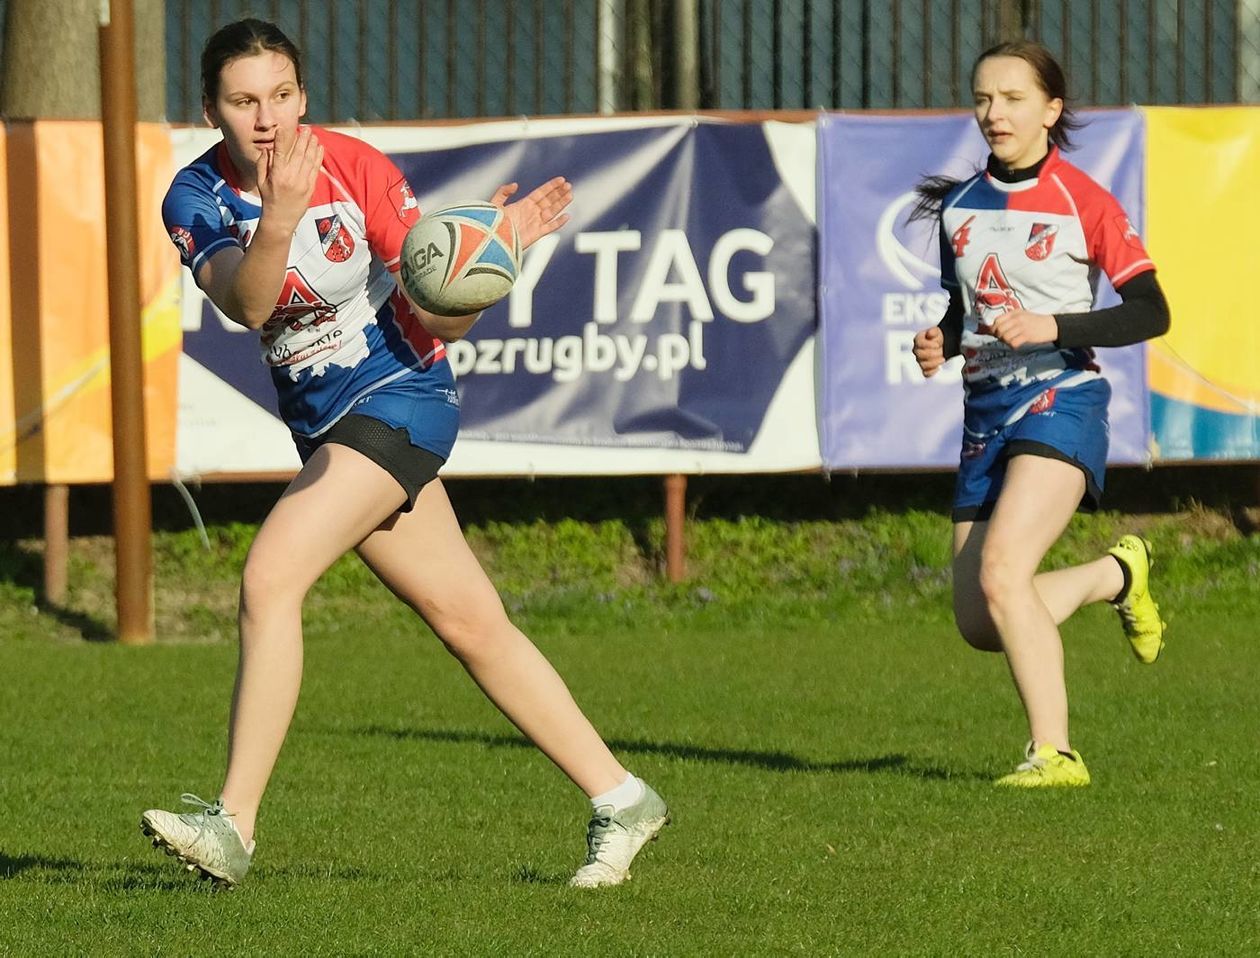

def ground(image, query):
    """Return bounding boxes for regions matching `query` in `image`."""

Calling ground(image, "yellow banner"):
[1145,107,1260,459]
[0,121,181,484]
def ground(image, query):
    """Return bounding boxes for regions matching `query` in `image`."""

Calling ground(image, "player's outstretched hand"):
[913,326,947,378]
[257,125,324,233]
[990,309,1059,349]
[491,177,573,250]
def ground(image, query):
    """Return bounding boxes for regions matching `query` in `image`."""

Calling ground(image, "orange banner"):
[0,126,12,483]
[1,121,181,484]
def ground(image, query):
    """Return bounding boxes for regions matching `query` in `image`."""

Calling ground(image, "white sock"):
[590,773,644,813]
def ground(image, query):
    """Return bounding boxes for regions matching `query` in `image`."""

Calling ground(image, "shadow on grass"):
[351,725,972,781]
[0,853,84,879]
[0,854,202,891]
[511,863,569,886]
[0,540,113,641]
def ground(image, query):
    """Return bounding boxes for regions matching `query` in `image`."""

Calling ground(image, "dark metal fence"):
[165,0,1259,124]
[702,0,1255,109]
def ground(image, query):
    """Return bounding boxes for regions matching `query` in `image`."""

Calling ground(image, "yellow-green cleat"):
[1108,535,1167,664]
[995,742,1091,788]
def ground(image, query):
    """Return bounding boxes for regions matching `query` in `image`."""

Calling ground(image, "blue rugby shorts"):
[952,376,1111,523]
[292,373,460,513]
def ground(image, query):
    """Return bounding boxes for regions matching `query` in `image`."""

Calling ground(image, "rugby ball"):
[400,202,521,316]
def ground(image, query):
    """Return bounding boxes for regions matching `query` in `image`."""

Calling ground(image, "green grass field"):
[1,493,1258,955]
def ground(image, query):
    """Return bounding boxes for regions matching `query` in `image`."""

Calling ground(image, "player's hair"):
[201,18,304,103]
[910,40,1083,223]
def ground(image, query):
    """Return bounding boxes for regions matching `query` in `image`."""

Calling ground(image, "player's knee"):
[978,553,1021,613]
[239,551,310,618]
[429,598,513,663]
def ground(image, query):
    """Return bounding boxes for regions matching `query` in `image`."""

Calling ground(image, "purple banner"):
[818,110,1149,469]
[393,123,816,452]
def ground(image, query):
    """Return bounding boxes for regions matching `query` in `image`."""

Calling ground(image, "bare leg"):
[355,478,628,798]
[964,455,1088,751]
[953,527,1125,651]
[220,445,410,844]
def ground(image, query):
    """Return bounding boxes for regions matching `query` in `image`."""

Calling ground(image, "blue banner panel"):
[391,122,816,452]
[817,110,1150,470]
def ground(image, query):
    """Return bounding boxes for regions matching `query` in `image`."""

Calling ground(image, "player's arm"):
[913,292,964,378]
[391,177,573,342]
[988,273,1169,349]
[1053,270,1170,348]
[195,227,291,331]
[391,280,483,343]
[936,289,964,358]
[199,126,325,331]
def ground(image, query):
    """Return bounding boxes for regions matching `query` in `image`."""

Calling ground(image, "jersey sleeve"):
[938,220,959,289]
[161,175,240,276]
[1076,186,1154,288]
[358,149,421,272]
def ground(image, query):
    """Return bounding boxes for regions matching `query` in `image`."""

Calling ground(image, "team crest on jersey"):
[1115,215,1142,248]
[398,181,418,217]
[227,222,253,246]
[169,226,195,259]
[1025,223,1058,261]
[1029,388,1057,415]
[317,215,355,262]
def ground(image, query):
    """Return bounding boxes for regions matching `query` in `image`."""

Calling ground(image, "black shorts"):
[293,414,445,513]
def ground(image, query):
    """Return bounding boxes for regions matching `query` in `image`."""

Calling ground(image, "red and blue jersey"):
[162,126,454,440]
[939,147,1154,394]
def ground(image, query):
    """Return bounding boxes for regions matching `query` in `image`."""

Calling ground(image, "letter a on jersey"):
[974,253,1023,315]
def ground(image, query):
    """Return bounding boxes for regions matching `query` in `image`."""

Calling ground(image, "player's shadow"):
[353,725,967,781]
[0,541,113,641]
[0,853,83,879]
[0,853,202,891]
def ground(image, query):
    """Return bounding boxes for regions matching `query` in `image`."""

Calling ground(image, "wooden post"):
[43,484,69,605]
[664,473,687,583]
[100,0,154,644]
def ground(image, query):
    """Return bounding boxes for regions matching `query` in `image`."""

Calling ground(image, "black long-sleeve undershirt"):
[1053,269,1170,348]
[935,269,1170,358]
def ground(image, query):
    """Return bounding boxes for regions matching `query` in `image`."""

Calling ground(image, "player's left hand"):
[490,177,573,249]
[990,309,1059,349]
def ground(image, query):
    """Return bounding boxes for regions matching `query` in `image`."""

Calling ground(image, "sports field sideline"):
[1,478,1257,955]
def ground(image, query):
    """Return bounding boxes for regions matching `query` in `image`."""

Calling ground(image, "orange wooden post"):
[43,484,69,605]
[664,473,687,583]
[101,0,154,643]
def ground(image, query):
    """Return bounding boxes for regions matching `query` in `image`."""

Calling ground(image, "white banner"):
[171,117,822,479]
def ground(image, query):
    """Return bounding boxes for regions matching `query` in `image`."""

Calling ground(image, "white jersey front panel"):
[162,127,448,437]
[938,148,1153,392]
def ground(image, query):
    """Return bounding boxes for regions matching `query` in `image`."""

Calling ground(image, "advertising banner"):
[1144,107,1260,461]
[1,122,180,485]
[817,110,1151,470]
[176,117,822,477]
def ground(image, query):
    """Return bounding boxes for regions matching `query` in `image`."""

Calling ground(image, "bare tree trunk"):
[1,0,164,120]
